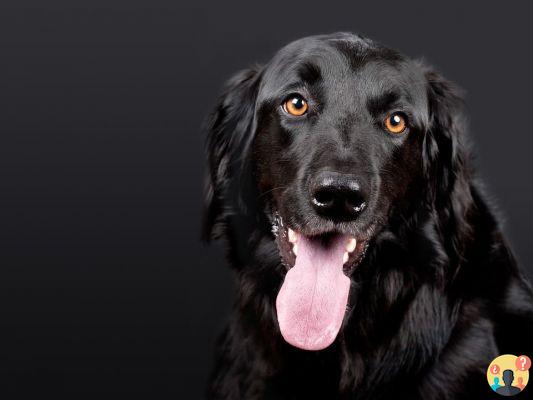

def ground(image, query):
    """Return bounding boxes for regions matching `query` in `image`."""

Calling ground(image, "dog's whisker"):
[257,186,288,200]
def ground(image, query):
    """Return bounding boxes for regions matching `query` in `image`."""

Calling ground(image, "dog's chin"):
[271,211,374,351]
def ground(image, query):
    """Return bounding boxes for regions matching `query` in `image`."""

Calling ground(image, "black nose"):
[310,171,367,220]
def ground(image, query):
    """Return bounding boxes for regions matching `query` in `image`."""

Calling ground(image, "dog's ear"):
[202,66,263,243]
[422,67,473,258]
[422,68,470,205]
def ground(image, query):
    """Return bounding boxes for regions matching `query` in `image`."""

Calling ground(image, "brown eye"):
[384,113,407,134]
[283,95,308,116]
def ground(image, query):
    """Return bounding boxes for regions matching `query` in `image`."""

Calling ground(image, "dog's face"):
[253,37,430,272]
[205,33,463,351]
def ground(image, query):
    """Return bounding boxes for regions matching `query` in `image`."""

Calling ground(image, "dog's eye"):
[283,95,308,116]
[384,112,407,134]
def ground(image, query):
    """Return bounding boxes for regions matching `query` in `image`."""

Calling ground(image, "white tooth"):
[346,237,357,253]
[293,244,298,256]
[343,252,349,264]
[288,228,297,243]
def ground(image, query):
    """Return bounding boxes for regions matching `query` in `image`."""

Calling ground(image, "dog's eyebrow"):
[366,91,400,115]
[297,62,321,85]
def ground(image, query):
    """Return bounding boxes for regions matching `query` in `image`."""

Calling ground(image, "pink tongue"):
[276,234,351,351]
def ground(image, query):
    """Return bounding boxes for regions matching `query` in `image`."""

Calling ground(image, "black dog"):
[203,33,533,399]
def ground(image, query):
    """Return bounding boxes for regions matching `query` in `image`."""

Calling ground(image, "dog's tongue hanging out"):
[276,233,352,351]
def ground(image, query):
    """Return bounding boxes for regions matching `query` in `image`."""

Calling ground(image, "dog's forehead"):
[260,35,427,104]
[262,37,355,88]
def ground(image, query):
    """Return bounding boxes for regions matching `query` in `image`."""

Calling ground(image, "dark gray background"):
[1,0,532,397]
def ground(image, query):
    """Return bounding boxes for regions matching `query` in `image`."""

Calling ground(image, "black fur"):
[203,33,533,399]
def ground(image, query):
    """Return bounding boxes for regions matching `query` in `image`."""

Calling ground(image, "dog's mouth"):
[272,213,372,351]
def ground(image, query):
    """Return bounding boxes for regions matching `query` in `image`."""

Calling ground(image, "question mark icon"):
[515,355,531,371]
[491,364,500,374]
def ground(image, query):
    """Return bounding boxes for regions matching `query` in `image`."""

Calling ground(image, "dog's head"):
[203,33,467,351]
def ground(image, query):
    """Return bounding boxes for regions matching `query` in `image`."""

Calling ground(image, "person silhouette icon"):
[491,377,501,391]
[496,370,521,396]
[516,377,525,391]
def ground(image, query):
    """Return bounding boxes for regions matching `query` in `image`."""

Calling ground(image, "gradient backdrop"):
[1,1,532,397]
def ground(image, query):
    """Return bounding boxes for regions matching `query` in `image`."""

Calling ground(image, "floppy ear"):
[422,68,473,257]
[202,66,263,244]
[422,69,470,203]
